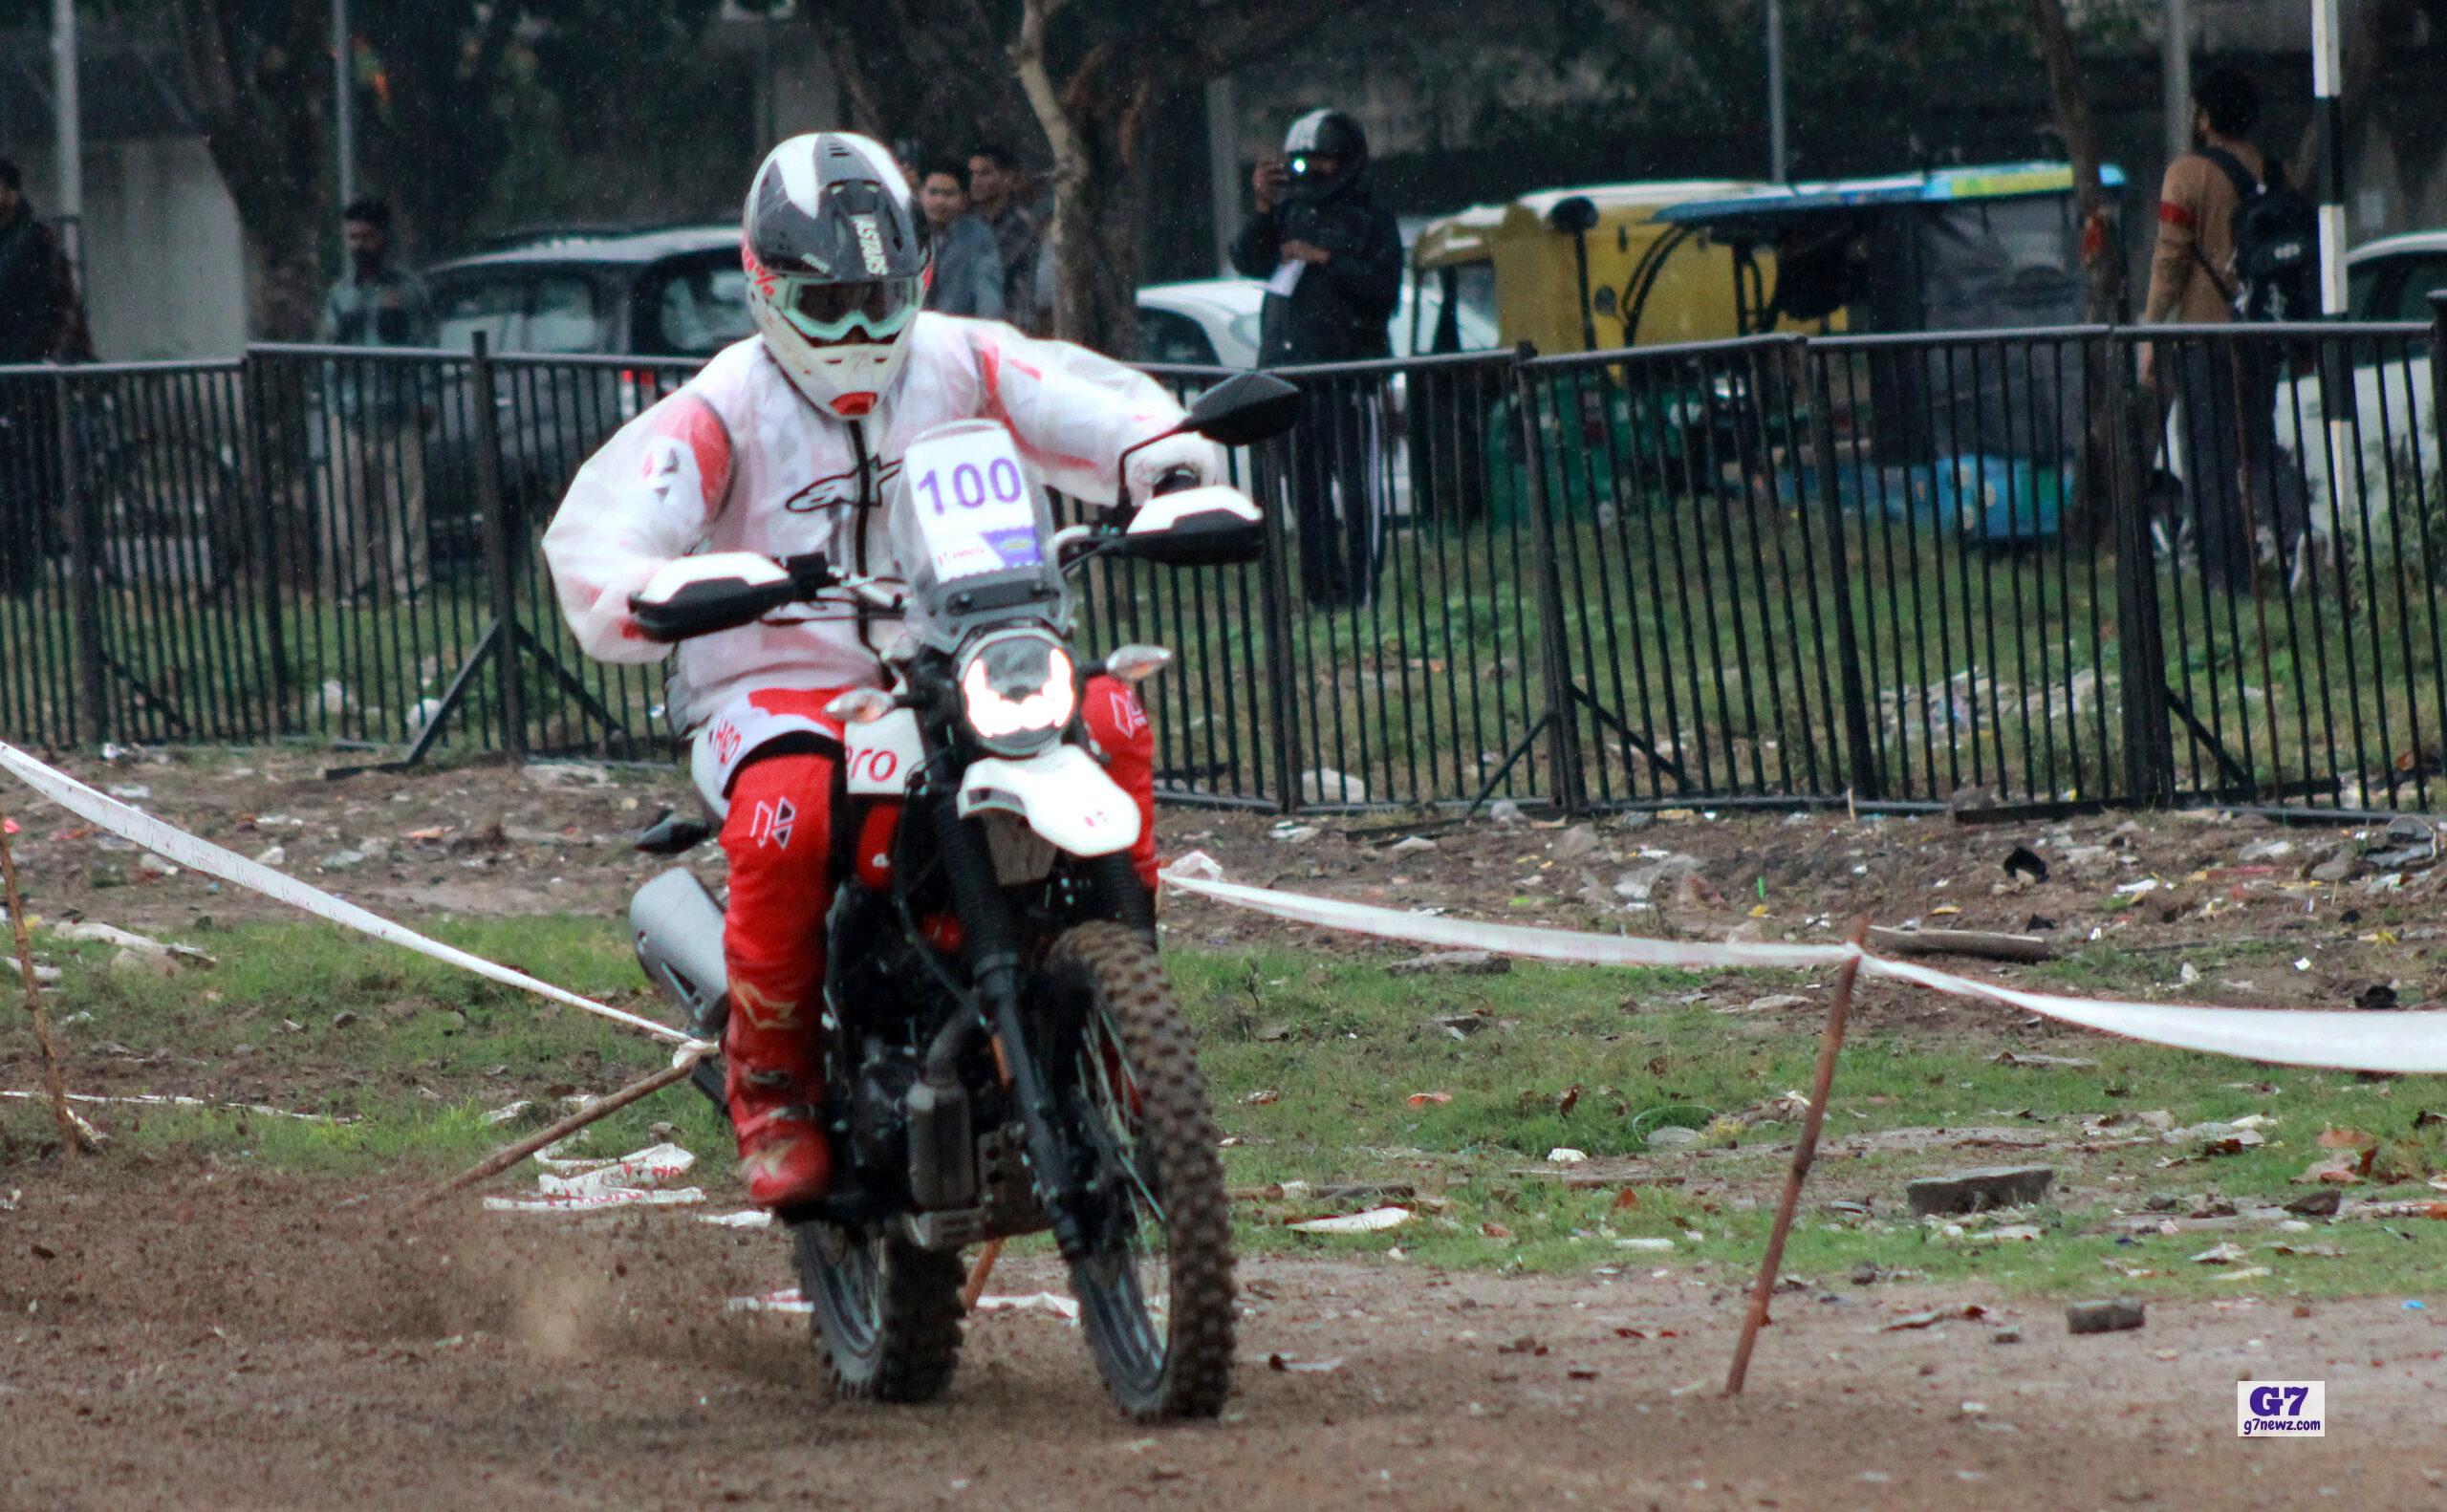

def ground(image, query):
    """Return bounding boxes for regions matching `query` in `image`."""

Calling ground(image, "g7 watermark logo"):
[2237,1380,2325,1437]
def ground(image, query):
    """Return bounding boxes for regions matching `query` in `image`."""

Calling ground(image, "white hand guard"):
[1123,431,1229,501]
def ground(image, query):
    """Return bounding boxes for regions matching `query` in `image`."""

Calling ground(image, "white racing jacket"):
[542,313,1219,739]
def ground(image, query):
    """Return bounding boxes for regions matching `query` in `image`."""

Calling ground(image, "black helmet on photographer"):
[1282,108,1368,203]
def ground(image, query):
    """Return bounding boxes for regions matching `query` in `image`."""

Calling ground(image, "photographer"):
[1230,109,1401,607]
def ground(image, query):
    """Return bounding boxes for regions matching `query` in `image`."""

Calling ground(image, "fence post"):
[1510,344,1588,814]
[2100,333,2172,805]
[1805,339,1881,800]
[53,368,107,748]
[239,351,290,738]
[1255,394,1304,813]
[469,333,527,761]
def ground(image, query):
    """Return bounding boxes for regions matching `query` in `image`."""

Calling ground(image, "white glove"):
[1123,431,1227,501]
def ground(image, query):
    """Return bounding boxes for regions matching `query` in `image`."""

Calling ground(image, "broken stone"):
[1743,994,1811,1013]
[1269,824,1319,843]
[2066,1298,2146,1335]
[1298,767,1368,805]
[317,850,369,872]
[1423,1011,1491,1038]
[1486,799,1525,824]
[1551,825,1605,861]
[1906,1165,2057,1217]
[1385,950,1510,978]
[330,1010,358,1029]
[2284,1187,2343,1218]
[107,945,179,979]
[525,762,611,790]
[1387,835,1439,856]
[1613,853,1701,903]
[2309,853,2358,884]
[253,844,288,868]
[1645,1126,1700,1150]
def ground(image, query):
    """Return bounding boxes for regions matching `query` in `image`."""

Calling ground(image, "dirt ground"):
[3,1158,2438,1512]
[6,745,2447,1506]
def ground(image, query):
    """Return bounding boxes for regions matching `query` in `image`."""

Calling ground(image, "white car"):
[2269,234,2444,547]
[1135,276,1494,368]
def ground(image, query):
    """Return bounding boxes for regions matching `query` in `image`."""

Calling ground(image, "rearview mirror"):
[1181,372,1303,446]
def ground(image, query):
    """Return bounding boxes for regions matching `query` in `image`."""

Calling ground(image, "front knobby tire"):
[794,1222,964,1404]
[1041,921,1236,1421]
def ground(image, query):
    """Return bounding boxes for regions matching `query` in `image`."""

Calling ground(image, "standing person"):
[915,159,1005,321]
[967,144,1044,334]
[2139,66,2292,592]
[1228,108,1402,608]
[314,199,436,599]
[0,157,91,594]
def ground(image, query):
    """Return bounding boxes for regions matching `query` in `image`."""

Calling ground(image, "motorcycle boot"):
[720,747,841,1208]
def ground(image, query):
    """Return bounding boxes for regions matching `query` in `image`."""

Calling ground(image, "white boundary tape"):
[0,742,708,1051]
[1160,853,2447,1074]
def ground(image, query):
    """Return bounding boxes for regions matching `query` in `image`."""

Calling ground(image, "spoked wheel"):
[792,1220,964,1404]
[1040,921,1236,1421]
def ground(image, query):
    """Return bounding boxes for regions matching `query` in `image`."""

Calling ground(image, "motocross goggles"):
[780,275,923,345]
[957,628,1077,758]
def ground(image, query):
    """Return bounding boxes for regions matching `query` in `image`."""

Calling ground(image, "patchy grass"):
[12,918,2447,1301]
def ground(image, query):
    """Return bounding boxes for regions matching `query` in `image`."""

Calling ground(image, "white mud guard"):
[845,708,925,796]
[956,745,1139,857]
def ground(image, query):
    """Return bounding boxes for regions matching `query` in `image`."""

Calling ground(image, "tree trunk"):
[2026,0,2133,546]
[2025,0,2120,323]
[169,0,333,340]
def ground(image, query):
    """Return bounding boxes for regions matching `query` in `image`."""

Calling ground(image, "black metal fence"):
[2,312,2440,818]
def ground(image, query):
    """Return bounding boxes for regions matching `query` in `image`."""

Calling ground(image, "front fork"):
[915,763,1096,1263]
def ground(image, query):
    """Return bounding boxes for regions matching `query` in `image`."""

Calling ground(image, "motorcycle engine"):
[850,1051,918,1174]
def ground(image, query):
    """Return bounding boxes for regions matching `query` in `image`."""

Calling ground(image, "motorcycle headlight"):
[956,629,1077,756]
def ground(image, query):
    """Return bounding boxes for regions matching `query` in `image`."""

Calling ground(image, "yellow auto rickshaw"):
[1409,181,1788,356]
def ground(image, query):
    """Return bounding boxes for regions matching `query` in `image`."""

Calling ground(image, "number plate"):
[903,423,1042,582]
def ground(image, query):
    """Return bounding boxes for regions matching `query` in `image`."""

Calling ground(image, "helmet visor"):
[780,276,922,345]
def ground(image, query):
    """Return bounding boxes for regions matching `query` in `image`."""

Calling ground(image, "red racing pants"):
[718,676,1159,1138]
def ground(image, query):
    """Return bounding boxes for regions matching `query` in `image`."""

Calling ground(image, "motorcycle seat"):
[634,808,715,855]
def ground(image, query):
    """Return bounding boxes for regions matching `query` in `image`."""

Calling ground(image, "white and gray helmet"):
[741,133,932,419]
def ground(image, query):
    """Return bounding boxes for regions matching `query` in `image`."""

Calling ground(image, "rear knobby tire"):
[793,1222,964,1404]
[1042,920,1236,1421]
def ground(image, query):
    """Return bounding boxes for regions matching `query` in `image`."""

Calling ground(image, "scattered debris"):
[1614,1237,1676,1252]
[1267,1352,1344,1372]
[2364,816,2438,872]
[2066,1298,2147,1335]
[1906,1165,2057,1217]
[1385,949,1510,978]
[973,1291,1081,1323]
[2355,983,2402,1012]
[2285,1188,2344,1218]
[1884,1303,1989,1331]
[1403,1091,1451,1107]
[1288,1206,1413,1235]
[2002,845,2048,882]
[1742,993,1811,1013]
[2190,1242,2248,1265]
[1387,835,1440,856]
[1869,925,2052,963]
[1423,1010,1492,1039]
[1547,1148,1588,1165]
[1990,1051,2097,1069]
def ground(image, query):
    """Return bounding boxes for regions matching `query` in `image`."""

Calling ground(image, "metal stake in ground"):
[1724,917,1868,1396]
[0,816,94,1156]
[414,1048,707,1210]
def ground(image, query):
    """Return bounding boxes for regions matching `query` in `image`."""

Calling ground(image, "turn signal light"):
[1104,645,1174,683]
[825,688,899,724]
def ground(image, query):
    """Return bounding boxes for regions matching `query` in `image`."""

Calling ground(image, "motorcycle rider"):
[543,133,1222,1209]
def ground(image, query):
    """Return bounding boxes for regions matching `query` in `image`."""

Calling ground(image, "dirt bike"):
[621,373,1300,1420]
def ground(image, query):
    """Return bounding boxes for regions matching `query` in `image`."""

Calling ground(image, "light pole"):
[51,0,81,270]
[2162,0,2191,159]
[2311,0,2345,315]
[334,0,357,215]
[1766,0,1789,183]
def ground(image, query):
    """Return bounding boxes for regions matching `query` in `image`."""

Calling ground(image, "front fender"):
[955,745,1138,857]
